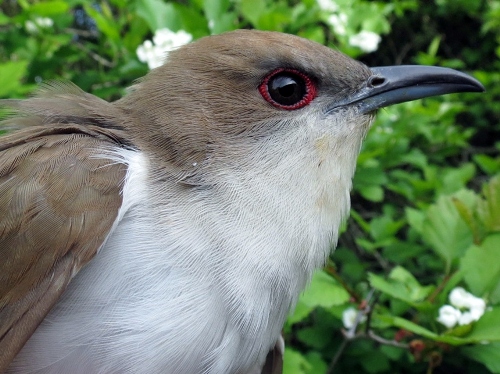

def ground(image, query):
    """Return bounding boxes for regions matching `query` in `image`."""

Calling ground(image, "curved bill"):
[329,65,484,114]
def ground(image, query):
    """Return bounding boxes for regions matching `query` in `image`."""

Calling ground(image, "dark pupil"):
[269,74,306,106]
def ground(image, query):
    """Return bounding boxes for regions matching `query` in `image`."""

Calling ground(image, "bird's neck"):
[128,123,356,365]
[101,135,353,370]
[112,117,359,371]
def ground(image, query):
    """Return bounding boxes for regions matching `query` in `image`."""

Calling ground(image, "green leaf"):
[209,12,238,34]
[380,308,500,346]
[380,344,404,361]
[360,351,391,373]
[286,271,349,336]
[0,11,10,25]
[283,348,310,374]
[334,247,367,282]
[354,164,388,186]
[29,1,69,16]
[444,323,473,338]
[297,26,325,44]
[400,148,428,169]
[303,352,327,374]
[461,234,500,296]
[203,0,230,22]
[375,314,465,345]
[382,241,426,263]
[256,6,292,31]
[297,326,332,349]
[358,185,384,202]
[478,175,500,233]
[391,266,430,296]
[173,4,210,37]
[369,215,405,242]
[368,267,433,308]
[421,190,475,271]
[354,164,388,202]
[122,17,150,53]
[240,0,267,27]
[376,314,439,338]
[474,154,500,175]
[287,300,314,326]
[0,61,28,98]
[467,307,500,342]
[283,348,328,374]
[427,36,441,57]
[405,207,425,234]
[453,194,483,244]
[299,271,350,309]
[462,342,500,373]
[440,163,476,194]
[135,0,181,31]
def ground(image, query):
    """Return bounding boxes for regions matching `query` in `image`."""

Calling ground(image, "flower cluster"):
[25,17,53,33]
[317,0,338,12]
[328,13,348,36]
[316,0,381,53]
[437,287,486,328]
[136,29,192,70]
[348,31,381,53]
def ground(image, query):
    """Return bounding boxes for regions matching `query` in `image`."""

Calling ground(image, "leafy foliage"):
[1,0,499,372]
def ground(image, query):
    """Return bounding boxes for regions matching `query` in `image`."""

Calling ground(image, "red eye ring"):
[258,68,317,110]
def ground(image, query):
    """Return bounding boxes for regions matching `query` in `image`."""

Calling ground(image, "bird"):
[0,29,483,374]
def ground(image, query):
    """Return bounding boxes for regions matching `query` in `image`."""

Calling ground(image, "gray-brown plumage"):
[0,30,483,373]
[0,90,128,370]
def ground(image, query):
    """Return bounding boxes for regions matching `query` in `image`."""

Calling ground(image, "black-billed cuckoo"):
[0,30,483,374]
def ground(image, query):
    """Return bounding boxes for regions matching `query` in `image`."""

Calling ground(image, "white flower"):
[437,305,461,328]
[348,31,381,53]
[327,13,348,36]
[25,20,37,33]
[449,287,486,310]
[342,307,366,329]
[458,307,484,325]
[35,17,53,28]
[136,29,193,70]
[136,40,158,69]
[25,17,53,34]
[437,288,486,328]
[449,287,472,308]
[448,287,486,325]
[317,0,338,12]
[342,307,357,329]
[152,29,192,49]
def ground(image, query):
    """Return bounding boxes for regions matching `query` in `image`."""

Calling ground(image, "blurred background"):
[1,0,500,373]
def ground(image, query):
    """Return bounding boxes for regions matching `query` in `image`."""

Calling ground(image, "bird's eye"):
[259,68,317,110]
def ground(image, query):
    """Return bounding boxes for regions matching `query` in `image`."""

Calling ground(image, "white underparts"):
[10,109,372,374]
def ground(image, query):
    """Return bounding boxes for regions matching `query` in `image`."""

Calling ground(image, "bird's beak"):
[329,65,485,114]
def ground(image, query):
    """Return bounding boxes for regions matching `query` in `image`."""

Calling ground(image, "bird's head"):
[118,29,483,188]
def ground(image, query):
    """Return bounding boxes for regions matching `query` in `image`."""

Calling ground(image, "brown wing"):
[0,124,127,371]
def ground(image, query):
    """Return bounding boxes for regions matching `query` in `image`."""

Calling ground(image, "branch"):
[367,330,410,349]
